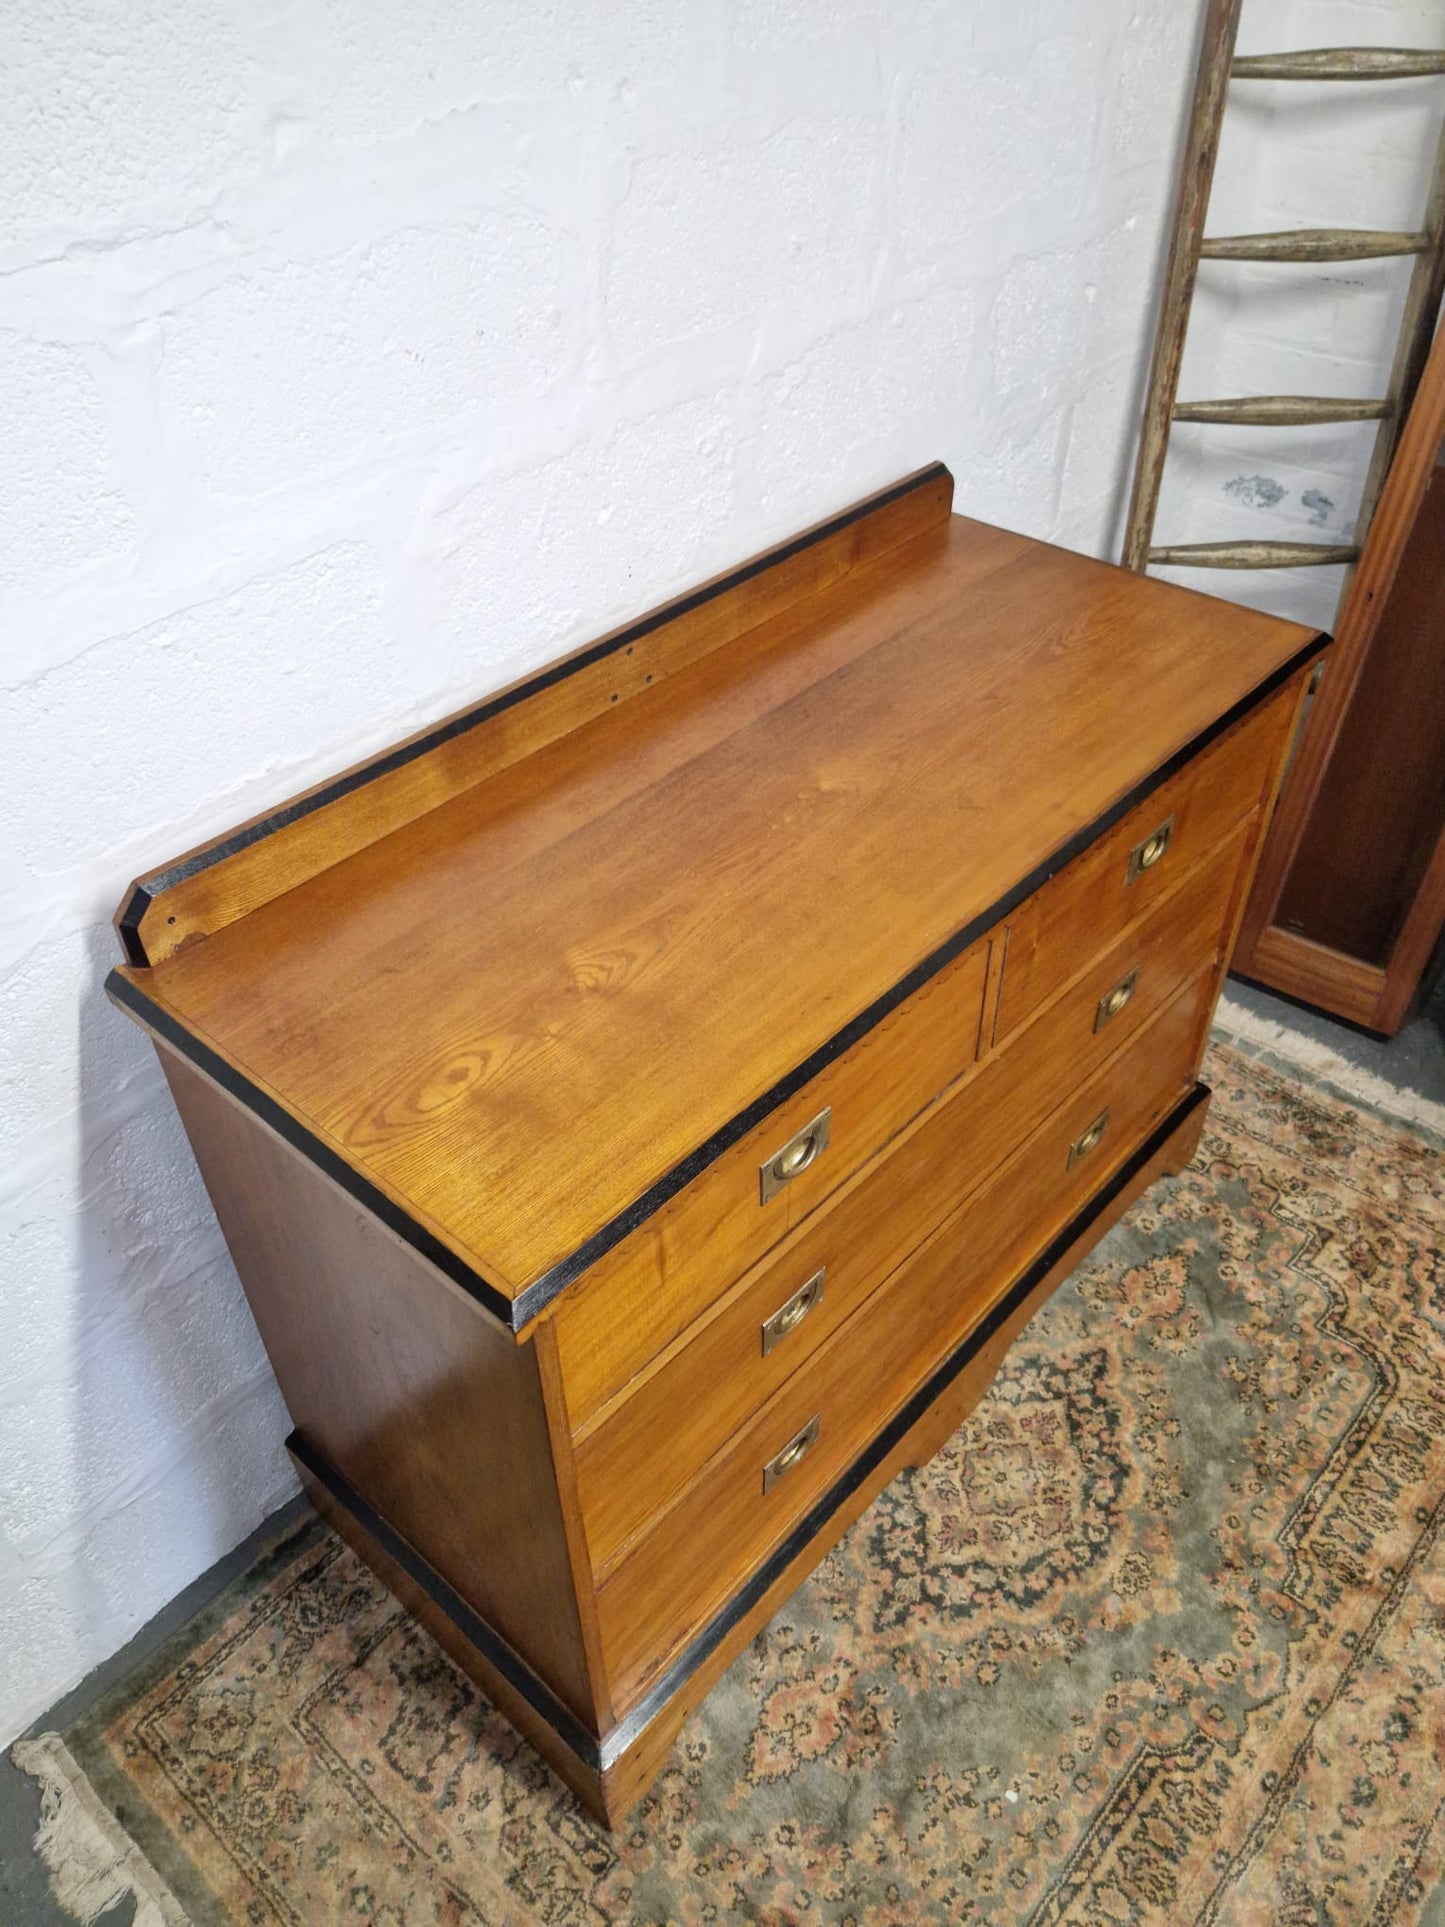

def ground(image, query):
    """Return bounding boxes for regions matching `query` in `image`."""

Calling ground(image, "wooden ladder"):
[1122,0,1445,584]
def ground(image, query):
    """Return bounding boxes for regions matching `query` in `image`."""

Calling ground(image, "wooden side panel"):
[123,467,954,966]
[548,935,991,1430]
[158,1047,603,1730]
[124,527,1320,1311]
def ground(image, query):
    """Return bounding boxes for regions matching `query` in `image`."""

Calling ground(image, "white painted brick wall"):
[1156,0,1445,629]
[0,0,1433,1746]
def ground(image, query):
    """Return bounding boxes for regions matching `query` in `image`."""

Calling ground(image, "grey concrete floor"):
[3,975,1443,1924]
[0,1496,309,1926]
[1227,965,1445,1107]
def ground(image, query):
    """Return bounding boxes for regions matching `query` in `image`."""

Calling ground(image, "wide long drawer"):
[997,682,1293,1037]
[569,821,1248,1577]
[593,967,1212,1705]
[549,934,993,1429]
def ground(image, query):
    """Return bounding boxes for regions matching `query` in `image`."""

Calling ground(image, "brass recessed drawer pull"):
[1068,1109,1110,1169]
[759,1107,831,1204]
[761,1267,826,1355]
[1126,815,1174,884]
[762,1413,821,1493]
[1095,966,1141,1031]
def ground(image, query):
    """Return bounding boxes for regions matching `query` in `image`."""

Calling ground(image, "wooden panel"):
[1375,824,1445,1035]
[156,1047,602,1728]
[997,685,1295,1037]
[567,821,1250,1558]
[114,514,1319,1316]
[547,934,991,1432]
[120,466,956,967]
[593,1082,1212,1820]
[1238,925,1388,1029]
[1275,466,1445,967]
[594,972,1211,1706]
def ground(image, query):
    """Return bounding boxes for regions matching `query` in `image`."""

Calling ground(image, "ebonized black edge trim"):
[286,1431,603,1773]
[286,1084,1207,1783]
[118,463,954,963]
[105,968,517,1326]
[110,633,1323,1335]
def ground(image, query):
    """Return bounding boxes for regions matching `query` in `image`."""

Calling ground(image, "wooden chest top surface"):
[112,483,1317,1310]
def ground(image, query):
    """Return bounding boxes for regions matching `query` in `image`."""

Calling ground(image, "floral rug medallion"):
[31,1043,1445,1923]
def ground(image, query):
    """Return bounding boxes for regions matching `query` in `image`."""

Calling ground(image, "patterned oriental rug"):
[16,1041,1445,1925]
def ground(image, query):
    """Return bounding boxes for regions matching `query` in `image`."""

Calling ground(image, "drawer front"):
[594,970,1212,1706]
[997,683,1295,1039]
[549,935,993,1429]
[569,816,1249,1577]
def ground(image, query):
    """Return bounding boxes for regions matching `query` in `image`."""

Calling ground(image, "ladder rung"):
[1200,228,1430,262]
[1172,395,1396,425]
[1232,47,1445,82]
[1148,540,1361,569]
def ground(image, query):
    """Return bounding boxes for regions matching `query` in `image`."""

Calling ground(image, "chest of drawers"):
[107,465,1323,1824]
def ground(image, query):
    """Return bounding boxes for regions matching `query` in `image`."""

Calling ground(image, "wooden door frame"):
[1232,318,1445,1034]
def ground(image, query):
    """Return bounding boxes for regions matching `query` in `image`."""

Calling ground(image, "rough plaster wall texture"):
[0,0,1212,1745]
[1151,0,1445,632]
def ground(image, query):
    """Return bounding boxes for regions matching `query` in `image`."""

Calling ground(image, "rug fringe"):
[1213,996,1445,1139]
[11,1732,191,1927]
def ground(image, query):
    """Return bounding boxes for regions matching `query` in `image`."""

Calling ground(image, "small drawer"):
[549,933,993,1430]
[569,817,1248,1577]
[997,683,1295,1039]
[594,968,1213,1706]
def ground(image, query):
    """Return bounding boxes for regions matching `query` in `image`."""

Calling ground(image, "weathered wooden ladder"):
[1122,0,1445,583]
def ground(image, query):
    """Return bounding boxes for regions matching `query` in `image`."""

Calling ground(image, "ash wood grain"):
[1375,824,1445,1034]
[157,1045,601,1727]
[119,465,955,967]
[1183,667,1312,1069]
[996,686,1295,1038]
[1237,925,1388,1028]
[595,974,1210,1706]
[547,933,992,1434]
[569,822,1250,1570]
[116,514,1317,1314]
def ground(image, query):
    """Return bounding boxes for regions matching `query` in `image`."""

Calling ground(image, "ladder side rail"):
[1348,114,1445,559]
[1122,0,1245,572]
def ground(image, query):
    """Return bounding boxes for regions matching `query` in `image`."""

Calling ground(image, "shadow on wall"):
[33,923,297,1732]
